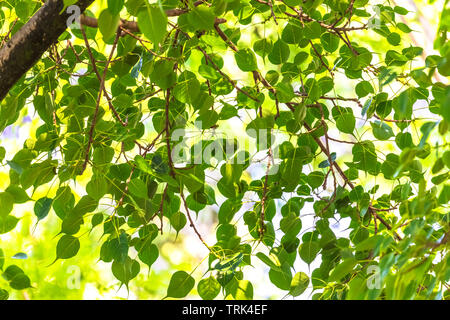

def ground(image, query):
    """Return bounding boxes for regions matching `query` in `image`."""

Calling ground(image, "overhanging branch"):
[0,0,224,103]
[0,0,95,102]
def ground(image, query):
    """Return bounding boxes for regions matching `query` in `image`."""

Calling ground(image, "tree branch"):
[0,0,95,102]
[0,0,224,103]
[80,27,120,175]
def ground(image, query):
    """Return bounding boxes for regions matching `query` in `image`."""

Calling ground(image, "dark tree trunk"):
[0,0,94,101]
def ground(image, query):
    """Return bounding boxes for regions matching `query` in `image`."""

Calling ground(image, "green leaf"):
[269,263,292,290]
[320,32,340,52]
[385,50,408,66]
[93,146,115,166]
[328,258,358,282]
[303,21,322,39]
[9,272,31,290]
[151,60,177,90]
[219,104,238,119]
[355,81,374,98]
[256,252,282,271]
[397,22,412,33]
[220,163,243,184]
[299,241,320,264]
[112,257,140,286]
[15,1,30,20]
[2,265,31,290]
[371,120,394,140]
[34,95,53,125]
[5,185,29,204]
[294,103,307,124]
[73,195,98,215]
[318,152,336,168]
[52,186,74,220]
[173,71,200,104]
[56,235,80,260]
[138,5,168,45]
[0,215,19,234]
[91,213,104,228]
[443,151,450,169]
[235,48,258,72]
[290,272,309,296]
[0,289,8,300]
[419,121,438,147]
[354,235,384,252]
[306,171,325,189]
[431,172,448,185]
[34,197,53,221]
[352,141,379,174]
[98,9,120,41]
[12,252,27,260]
[268,39,290,65]
[276,81,295,103]
[114,232,129,263]
[196,110,219,129]
[282,20,304,44]
[0,192,14,217]
[387,32,401,46]
[280,157,303,191]
[166,271,195,298]
[394,6,409,15]
[198,275,221,300]
[253,39,272,58]
[187,6,215,31]
[336,111,356,134]
[138,243,159,268]
[134,155,152,174]
[218,199,242,224]
[2,265,22,280]
[198,64,219,80]
[381,153,400,179]
[107,0,124,15]
[128,178,148,199]
[214,252,244,271]
[86,176,108,201]
[280,213,302,239]
[169,211,187,235]
[395,132,413,149]
[226,279,253,300]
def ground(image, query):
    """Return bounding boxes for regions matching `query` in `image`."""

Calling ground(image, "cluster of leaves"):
[0,249,31,299]
[0,0,449,299]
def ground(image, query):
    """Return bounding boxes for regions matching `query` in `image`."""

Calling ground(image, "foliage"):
[0,0,449,300]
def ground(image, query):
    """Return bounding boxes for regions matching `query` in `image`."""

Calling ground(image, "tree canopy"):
[0,0,449,300]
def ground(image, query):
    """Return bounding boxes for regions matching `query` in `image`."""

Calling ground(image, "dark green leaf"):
[138,5,167,44]
[56,235,80,260]
[198,275,221,300]
[34,197,53,221]
[166,271,195,298]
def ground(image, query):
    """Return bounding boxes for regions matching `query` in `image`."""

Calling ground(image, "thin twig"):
[180,190,210,250]
[80,27,121,174]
